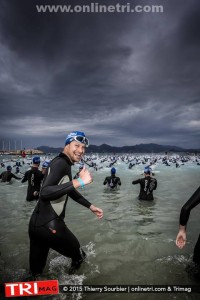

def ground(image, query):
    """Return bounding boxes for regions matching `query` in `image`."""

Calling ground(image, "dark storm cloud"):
[0,0,200,149]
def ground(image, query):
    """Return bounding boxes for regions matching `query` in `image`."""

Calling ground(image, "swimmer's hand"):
[79,166,93,185]
[73,166,93,188]
[90,205,103,219]
[176,225,186,249]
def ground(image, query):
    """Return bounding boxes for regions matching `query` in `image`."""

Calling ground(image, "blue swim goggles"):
[72,135,89,147]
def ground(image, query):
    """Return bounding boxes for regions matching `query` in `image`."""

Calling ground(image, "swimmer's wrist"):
[72,179,84,189]
[179,225,186,232]
[89,204,95,211]
[77,177,85,188]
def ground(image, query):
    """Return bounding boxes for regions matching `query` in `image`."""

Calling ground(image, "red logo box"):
[5,280,59,297]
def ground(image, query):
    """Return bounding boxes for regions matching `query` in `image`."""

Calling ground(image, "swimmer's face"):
[64,141,85,162]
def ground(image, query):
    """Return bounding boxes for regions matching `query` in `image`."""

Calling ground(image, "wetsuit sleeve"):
[154,179,157,190]
[11,174,21,180]
[40,180,75,201]
[40,158,75,201]
[118,177,121,185]
[132,179,141,185]
[179,186,200,226]
[103,177,108,185]
[68,189,91,208]
[21,172,28,183]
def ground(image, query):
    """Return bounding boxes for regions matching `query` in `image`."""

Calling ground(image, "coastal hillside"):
[36,143,200,154]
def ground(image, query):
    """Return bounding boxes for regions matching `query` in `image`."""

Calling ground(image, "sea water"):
[0,153,200,300]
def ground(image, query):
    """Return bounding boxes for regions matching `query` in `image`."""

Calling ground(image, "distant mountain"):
[36,144,200,154]
[87,143,185,153]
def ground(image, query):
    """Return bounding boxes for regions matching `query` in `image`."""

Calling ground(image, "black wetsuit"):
[29,152,91,276]
[103,175,121,189]
[179,186,200,265]
[0,171,21,183]
[132,176,157,200]
[21,167,44,201]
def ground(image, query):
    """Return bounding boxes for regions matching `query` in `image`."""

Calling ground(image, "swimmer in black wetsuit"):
[28,131,103,277]
[21,156,44,201]
[176,186,200,269]
[103,167,121,189]
[132,167,157,200]
[0,165,21,183]
[15,166,20,174]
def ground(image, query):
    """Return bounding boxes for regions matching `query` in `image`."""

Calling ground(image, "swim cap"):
[7,165,12,171]
[65,131,89,147]
[111,167,116,174]
[33,156,40,164]
[144,166,152,174]
[42,161,49,169]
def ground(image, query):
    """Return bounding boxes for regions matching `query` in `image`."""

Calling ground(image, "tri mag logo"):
[5,280,59,297]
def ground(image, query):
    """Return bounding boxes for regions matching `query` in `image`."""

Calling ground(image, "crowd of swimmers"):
[0,151,199,201]
[0,133,200,281]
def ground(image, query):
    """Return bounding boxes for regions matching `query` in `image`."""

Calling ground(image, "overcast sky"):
[0,0,200,150]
